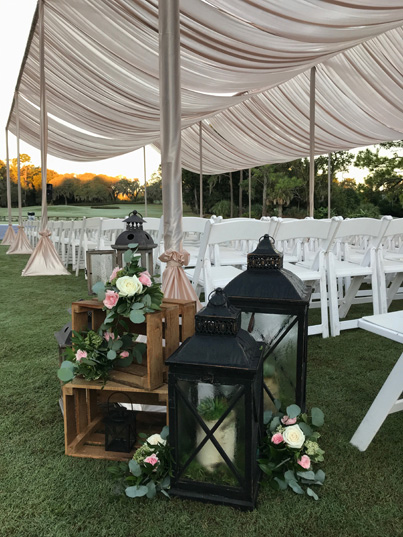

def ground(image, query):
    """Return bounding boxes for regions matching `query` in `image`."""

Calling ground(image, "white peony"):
[146,434,166,446]
[282,424,305,449]
[116,275,143,297]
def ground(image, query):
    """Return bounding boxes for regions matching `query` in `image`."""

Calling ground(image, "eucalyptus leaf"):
[104,315,114,325]
[146,482,156,499]
[286,404,301,419]
[311,407,325,427]
[315,469,326,483]
[92,281,106,301]
[299,422,313,437]
[274,477,288,490]
[142,294,152,307]
[60,361,75,370]
[297,470,316,481]
[117,303,129,315]
[111,340,123,351]
[130,310,146,324]
[263,410,273,425]
[274,399,282,410]
[160,476,171,490]
[288,480,304,495]
[269,416,281,433]
[128,243,138,250]
[160,425,169,440]
[125,485,148,498]
[107,350,117,360]
[150,304,161,311]
[284,470,296,483]
[161,489,170,498]
[307,487,319,501]
[128,460,142,477]
[57,367,75,382]
[131,303,144,310]
[124,249,134,264]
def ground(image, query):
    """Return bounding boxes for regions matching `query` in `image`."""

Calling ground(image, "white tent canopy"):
[6,0,403,171]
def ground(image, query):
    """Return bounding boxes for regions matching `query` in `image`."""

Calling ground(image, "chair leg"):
[327,254,340,337]
[319,270,329,339]
[387,273,403,308]
[338,275,364,319]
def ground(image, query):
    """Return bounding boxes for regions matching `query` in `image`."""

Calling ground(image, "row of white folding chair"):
[377,218,403,312]
[98,218,125,249]
[23,218,40,247]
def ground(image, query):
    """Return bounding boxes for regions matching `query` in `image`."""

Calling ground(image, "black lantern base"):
[169,478,260,511]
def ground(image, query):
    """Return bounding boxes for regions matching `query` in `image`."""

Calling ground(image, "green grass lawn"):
[0,203,196,221]
[0,247,402,537]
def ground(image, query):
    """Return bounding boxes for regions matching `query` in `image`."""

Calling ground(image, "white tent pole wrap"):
[309,66,316,218]
[16,93,22,226]
[7,92,33,255]
[143,146,148,217]
[248,168,252,218]
[22,0,69,276]
[159,0,183,252]
[1,129,16,246]
[328,153,332,219]
[157,0,201,308]
[199,121,203,218]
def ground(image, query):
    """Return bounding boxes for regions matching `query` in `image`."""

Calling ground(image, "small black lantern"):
[166,289,263,510]
[112,210,157,274]
[104,392,137,453]
[224,235,311,414]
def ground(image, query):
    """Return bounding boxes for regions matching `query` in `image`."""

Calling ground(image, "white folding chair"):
[326,217,391,337]
[184,219,271,303]
[98,218,125,249]
[273,217,340,338]
[377,218,403,311]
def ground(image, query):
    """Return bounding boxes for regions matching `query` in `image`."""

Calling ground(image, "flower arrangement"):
[57,329,143,384]
[92,245,164,332]
[259,404,325,500]
[108,427,172,500]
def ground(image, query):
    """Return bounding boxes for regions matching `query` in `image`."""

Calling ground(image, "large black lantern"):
[112,210,157,274]
[166,289,263,510]
[104,393,137,453]
[224,235,311,413]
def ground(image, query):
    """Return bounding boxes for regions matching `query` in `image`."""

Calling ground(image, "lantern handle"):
[207,287,228,306]
[259,234,275,244]
[106,391,134,414]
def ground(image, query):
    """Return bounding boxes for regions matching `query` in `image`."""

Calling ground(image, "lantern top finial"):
[247,234,283,270]
[123,210,146,225]
[195,288,241,337]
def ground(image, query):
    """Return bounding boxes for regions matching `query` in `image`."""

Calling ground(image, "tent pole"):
[229,172,233,218]
[16,93,22,226]
[328,152,332,219]
[38,0,48,232]
[159,0,183,252]
[199,121,203,218]
[248,168,252,218]
[309,66,316,218]
[143,146,148,217]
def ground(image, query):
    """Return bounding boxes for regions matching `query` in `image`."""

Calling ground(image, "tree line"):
[0,142,402,218]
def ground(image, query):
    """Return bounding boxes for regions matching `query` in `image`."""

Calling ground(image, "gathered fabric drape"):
[159,250,202,310]
[21,0,69,277]
[5,1,403,170]
[1,129,16,246]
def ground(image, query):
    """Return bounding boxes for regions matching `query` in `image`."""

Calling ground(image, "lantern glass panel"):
[176,379,246,488]
[240,312,298,412]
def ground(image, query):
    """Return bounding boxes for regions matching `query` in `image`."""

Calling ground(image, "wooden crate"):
[63,378,168,461]
[70,298,196,391]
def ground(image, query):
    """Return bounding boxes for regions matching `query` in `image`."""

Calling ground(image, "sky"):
[0,0,381,184]
[0,0,161,181]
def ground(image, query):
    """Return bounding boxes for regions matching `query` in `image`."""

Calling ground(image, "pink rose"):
[281,415,297,425]
[75,349,87,362]
[144,454,159,466]
[120,351,129,359]
[103,290,119,309]
[271,433,284,445]
[297,455,311,469]
[104,331,115,342]
[138,271,152,287]
[109,266,121,281]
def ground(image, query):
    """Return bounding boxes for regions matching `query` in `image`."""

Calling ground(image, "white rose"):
[116,275,143,297]
[282,424,305,449]
[146,434,166,446]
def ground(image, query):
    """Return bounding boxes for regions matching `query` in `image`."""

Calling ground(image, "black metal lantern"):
[104,392,137,453]
[166,289,263,510]
[112,210,157,274]
[224,235,311,413]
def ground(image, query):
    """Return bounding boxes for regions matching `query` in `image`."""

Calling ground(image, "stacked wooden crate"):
[62,298,196,460]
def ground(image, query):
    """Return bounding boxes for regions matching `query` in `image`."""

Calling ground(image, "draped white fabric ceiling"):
[6,0,403,173]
